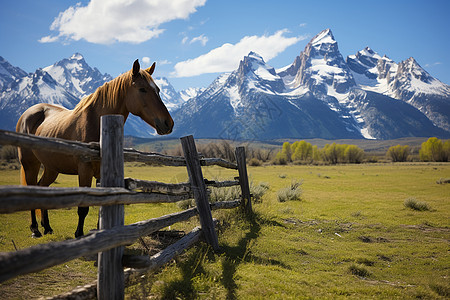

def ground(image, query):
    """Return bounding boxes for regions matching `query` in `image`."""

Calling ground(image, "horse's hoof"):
[44,229,53,235]
[32,231,42,238]
[75,231,84,238]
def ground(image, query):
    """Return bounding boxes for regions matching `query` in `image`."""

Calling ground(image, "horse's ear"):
[146,62,156,75]
[132,59,140,77]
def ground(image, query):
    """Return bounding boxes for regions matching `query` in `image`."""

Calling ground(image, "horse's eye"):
[139,88,147,93]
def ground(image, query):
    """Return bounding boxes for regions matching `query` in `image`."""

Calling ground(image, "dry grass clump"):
[277,180,303,202]
[404,197,431,211]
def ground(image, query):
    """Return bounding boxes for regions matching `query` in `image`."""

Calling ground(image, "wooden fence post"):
[235,147,252,214]
[180,135,220,251]
[98,115,125,300]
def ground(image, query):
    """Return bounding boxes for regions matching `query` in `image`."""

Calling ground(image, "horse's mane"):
[73,70,133,113]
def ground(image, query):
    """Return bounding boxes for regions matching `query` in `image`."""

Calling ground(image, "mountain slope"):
[172,51,363,140]
[0,68,80,130]
[43,53,113,98]
[0,56,27,90]
[347,48,450,131]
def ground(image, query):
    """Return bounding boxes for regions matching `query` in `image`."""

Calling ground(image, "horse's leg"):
[19,148,42,238]
[37,168,59,235]
[75,164,94,238]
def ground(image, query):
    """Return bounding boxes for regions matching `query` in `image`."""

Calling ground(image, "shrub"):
[277,180,303,202]
[248,158,262,166]
[273,152,288,165]
[404,197,431,211]
[209,185,240,203]
[250,181,270,203]
[348,264,371,277]
[0,146,18,161]
[344,145,365,163]
[387,145,410,162]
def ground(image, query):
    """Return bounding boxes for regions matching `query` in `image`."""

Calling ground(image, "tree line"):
[387,137,450,162]
[274,141,365,164]
[274,137,450,165]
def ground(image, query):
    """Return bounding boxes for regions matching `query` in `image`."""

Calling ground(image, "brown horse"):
[16,59,173,238]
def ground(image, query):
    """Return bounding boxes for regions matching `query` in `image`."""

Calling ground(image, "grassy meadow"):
[0,162,449,299]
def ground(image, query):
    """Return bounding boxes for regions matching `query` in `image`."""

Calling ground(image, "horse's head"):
[126,59,174,135]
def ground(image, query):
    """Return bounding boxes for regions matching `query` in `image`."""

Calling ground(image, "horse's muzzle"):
[155,118,174,135]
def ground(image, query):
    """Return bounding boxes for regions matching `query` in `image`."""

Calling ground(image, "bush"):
[0,146,18,161]
[250,181,270,203]
[248,158,262,166]
[273,152,288,165]
[348,264,371,277]
[209,185,240,203]
[277,180,303,202]
[344,145,365,163]
[387,145,410,162]
[404,198,431,211]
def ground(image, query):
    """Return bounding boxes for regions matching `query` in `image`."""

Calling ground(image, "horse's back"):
[16,103,68,135]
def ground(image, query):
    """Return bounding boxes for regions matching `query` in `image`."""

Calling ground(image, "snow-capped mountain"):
[171,47,364,140]
[347,47,450,132]
[179,87,205,102]
[43,53,113,98]
[0,68,80,130]
[0,56,27,90]
[279,29,355,98]
[172,29,449,140]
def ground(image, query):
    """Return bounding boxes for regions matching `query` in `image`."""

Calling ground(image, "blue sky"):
[1,0,449,91]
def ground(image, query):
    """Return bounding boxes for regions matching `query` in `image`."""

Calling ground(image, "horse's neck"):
[76,84,129,122]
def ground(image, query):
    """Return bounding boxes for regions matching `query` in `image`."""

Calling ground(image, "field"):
[0,162,449,299]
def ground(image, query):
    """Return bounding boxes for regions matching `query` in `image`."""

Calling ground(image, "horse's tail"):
[20,166,26,186]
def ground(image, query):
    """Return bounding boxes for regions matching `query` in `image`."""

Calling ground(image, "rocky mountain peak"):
[288,29,355,96]
[43,53,113,98]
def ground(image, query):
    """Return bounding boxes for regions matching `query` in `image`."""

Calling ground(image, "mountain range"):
[1,29,449,140]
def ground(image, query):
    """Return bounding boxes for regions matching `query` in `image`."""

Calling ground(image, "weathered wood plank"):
[124,178,239,193]
[0,129,237,168]
[122,224,203,269]
[181,135,220,251]
[124,178,191,194]
[0,186,191,213]
[235,147,252,214]
[0,207,199,283]
[0,129,99,161]
[98,115,125,300]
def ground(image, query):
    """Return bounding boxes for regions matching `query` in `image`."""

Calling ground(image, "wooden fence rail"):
[0,129,237,169]
[0,115,251,299]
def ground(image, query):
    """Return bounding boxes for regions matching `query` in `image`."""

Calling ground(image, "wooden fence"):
[0,115,252,300]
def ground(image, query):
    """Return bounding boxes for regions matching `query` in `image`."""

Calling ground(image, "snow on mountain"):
[0,56,27,90]
[171,28,449,140]
[43,53,113,98]
[280,29,356,100]
[179,87,205,102]
[347,47,450,131]
[0,68,80,130]
[153,77,186,112]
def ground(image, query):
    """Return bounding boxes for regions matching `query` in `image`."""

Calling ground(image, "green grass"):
[1,162,449,299]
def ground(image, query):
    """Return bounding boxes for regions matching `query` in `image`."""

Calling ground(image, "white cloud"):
[159,59,172,65]
[40,0,206,44]
[172,30,307,77]
[190,34,208,46]
[142,57,151,64]
[425,62,442,67]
